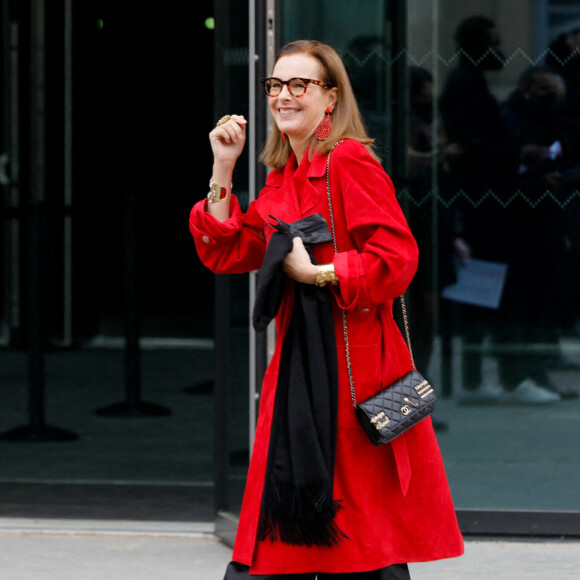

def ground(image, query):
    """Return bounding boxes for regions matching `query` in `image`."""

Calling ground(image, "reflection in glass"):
[406,1,580,512]
[279,0,580,515]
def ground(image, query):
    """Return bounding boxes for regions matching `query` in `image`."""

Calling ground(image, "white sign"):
[442,259,508,309]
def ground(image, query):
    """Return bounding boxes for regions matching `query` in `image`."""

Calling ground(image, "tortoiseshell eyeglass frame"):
[260,77,334,97]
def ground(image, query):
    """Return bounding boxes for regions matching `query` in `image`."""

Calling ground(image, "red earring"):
[281,132,287,143]
[315,107,334,141]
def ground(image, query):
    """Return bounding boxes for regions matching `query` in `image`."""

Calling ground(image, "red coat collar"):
[264,147,327,185]
[262,148,328,222]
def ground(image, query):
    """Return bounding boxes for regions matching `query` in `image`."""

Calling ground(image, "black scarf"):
[253,214,347,547]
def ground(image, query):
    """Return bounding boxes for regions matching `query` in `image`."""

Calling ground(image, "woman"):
[190,40,463,579]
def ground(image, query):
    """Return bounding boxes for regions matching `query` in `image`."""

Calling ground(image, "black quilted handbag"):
[354,368,436,446]
[325,144,436,446]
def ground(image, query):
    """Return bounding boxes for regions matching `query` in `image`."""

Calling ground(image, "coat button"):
[360,308,369,313]
[202,235,211,244]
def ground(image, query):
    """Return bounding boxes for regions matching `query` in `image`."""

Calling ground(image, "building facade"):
[1,0,579,537]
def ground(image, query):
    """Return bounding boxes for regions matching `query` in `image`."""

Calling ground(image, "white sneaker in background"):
[501,379,561,405]
[457,383,502,405]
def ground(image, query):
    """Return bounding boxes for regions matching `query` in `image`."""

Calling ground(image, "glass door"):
[213,0,580,542]
[0,0,230,527]
[405,0,580,534]
[268,0,580,535]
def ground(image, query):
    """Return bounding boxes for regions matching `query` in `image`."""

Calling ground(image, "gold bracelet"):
[315,263,338,287]
[207,178,228,203]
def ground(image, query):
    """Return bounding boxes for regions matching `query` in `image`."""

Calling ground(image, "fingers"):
[210,115,247,144]
[283,237,318,284]
[282,238,304,275]
[291,236,305,252]
[285,237,309,264]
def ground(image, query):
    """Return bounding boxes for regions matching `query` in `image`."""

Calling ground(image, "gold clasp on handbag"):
[370,411,390,430]
[401,396,420,414]
[403,396,419,407]
[414,380,434,399]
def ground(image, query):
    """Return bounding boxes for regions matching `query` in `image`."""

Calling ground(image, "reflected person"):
[497,65,580,399]
[405,66,459,428]
[439,16,524,404]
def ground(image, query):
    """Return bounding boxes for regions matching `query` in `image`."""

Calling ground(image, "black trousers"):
[223,561,411,580]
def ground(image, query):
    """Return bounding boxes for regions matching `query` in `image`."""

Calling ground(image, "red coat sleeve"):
[189,194,267,274]
[330,141,418,311]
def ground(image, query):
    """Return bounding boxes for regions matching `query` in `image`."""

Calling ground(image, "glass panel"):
[0,0,231,524]
[406,0,580,511]
[281,0,580,515]
[282,0,393,162]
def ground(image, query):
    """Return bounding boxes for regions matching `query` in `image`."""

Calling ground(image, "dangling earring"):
[315,107,334,141]
[281,132,287,144]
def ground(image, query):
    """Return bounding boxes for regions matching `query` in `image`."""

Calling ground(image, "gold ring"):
[216,115,231,126]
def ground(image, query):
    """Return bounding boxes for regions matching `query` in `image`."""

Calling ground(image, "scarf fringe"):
[258,479,348,547]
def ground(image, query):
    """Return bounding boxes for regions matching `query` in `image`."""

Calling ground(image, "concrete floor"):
[0,520,578,580]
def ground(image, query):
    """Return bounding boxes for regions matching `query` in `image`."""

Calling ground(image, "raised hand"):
[209,114,248,165]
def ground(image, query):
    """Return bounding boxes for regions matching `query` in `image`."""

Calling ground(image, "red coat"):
[190,139,464,574]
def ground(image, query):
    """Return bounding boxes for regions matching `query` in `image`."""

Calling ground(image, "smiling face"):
[269,53,337,159]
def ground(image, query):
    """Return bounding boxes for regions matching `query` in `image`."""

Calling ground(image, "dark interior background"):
[69,1,216,341]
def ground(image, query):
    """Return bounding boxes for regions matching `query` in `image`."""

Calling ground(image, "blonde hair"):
[259,40,377,170]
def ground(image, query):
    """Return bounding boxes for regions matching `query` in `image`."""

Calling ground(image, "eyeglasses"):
[261,77,334,97]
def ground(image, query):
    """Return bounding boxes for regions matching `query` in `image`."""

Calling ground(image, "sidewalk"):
[0,519,577,579]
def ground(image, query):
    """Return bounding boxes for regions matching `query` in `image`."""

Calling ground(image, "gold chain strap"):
[398,294,416,371]
[325,144,416,408]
